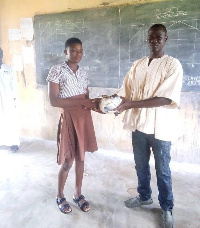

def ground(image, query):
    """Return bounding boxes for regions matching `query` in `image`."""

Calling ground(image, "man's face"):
[0,48,3,65]
[147,27,168,53]
[64,43,83,63]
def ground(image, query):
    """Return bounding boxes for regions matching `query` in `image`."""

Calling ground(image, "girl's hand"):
[82,98,105,114]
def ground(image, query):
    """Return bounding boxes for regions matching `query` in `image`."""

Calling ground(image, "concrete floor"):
[0,137,200,228]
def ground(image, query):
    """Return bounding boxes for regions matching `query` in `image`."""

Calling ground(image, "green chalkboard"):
[34,0,200,91]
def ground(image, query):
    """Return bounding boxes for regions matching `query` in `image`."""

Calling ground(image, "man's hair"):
[65,38,82,49]
[149,24,167,35]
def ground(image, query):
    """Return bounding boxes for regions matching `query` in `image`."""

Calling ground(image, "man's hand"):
[113,97,133,114]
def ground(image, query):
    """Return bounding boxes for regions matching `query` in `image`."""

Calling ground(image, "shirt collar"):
[62,61,80,74]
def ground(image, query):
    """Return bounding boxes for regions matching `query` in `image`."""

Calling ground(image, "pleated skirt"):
[57,94,98,164]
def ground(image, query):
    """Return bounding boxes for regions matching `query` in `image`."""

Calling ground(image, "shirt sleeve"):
[46,65,61,84]
[153,58,183,108]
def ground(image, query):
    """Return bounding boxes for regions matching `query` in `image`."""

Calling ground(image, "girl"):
[47,38,98,213]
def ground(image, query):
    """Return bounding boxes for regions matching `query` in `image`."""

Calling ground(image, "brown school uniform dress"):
[47,62,98,164]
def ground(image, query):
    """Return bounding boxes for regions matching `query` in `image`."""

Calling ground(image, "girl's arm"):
[48,82,97,109]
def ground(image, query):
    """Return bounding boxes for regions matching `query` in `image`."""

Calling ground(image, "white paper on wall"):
[20,18,33,41]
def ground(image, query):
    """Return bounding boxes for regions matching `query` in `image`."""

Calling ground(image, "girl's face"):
[64,43,83,64]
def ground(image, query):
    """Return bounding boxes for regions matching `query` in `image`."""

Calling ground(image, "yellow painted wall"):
[0,0,199,164]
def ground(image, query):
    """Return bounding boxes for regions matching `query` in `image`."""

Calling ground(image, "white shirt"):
[118,55,183,141]
[46,62,89,98]
[0,64,19,146]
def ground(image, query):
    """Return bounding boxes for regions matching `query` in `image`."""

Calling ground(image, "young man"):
[0,47,20,152]
[47,38,98,214]
[115,24,183,228]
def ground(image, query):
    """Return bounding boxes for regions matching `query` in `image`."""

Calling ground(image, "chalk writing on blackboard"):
[39,19,85,35]
[82,66,99,72]
[155,7,187,19]
[128,24,146,64]
[127,19,200,91]
[34,2,200,91]
[184,76,200,86]
[37,19,85,64]
[168,20,200,31]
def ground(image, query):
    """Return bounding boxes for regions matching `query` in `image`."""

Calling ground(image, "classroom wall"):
[0,0,200,165]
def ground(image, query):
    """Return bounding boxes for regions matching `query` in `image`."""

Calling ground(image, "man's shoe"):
[124,195,153,208]
[10,145,19,153]
[162,210,175,228]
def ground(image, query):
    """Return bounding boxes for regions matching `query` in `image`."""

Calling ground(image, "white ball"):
[99,96,122,114]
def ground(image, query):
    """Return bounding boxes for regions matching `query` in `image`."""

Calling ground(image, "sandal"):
[56,197,72,214]
[73,195,90,212]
